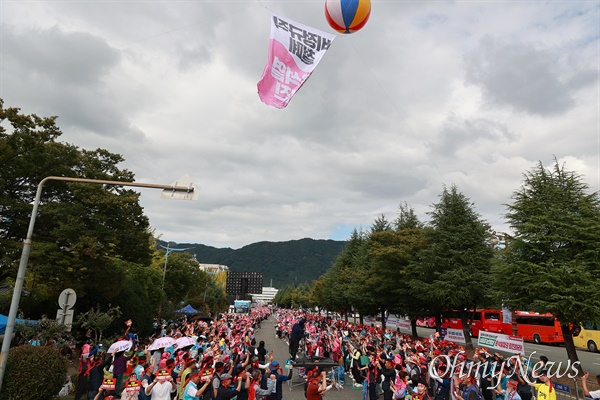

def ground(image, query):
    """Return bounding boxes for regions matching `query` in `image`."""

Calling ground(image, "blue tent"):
[175,304,199,315]
[0,314,36,335]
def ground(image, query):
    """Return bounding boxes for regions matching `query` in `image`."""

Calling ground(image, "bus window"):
[441,309,504,337]
[514,312,563,344]
[573,322,599,353]
[484,312,501,321]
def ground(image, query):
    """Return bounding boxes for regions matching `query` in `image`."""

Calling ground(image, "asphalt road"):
[254,317,363,400]
[412,327,600,376]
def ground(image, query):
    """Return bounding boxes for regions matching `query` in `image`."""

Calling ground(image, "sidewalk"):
[254,316,364,400]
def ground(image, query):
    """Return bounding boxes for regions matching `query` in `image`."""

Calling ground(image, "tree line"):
[0,99,228,339]
[274,160,600,369]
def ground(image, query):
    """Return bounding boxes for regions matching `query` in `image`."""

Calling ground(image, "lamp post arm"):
[0,175,194,391]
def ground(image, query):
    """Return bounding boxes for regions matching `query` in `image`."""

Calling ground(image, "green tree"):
[412,184,493,349]
[76,305,122,342]
[371,214,392,233]
[322,229,372,322]
[494,159,600,369]
[394,202,423,230]
[0,100,154,321]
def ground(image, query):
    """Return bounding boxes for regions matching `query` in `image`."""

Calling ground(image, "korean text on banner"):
[477,331,525,354]
[446,328,466,343]
[257,14,336,109]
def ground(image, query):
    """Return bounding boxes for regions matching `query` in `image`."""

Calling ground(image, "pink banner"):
[257,14,336,109]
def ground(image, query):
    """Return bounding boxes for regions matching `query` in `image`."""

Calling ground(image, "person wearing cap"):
[460,374,479,400]
[378,354,397,400]
[289,319,307,361]
[182,368,213,400]
[581,372,600,399]
[145,368,177,400]
[529,368,555,400]
[431,361,451,400]
[505,379,521,400]
[306,368,328,400]
[266,361,293,400]
[216,372,249,400]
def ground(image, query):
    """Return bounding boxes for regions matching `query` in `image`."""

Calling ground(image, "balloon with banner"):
[257,13,336,109]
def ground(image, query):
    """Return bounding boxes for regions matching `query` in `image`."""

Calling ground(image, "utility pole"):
[0,175,197,391]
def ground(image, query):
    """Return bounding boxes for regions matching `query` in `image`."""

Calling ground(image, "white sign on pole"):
[161,174,198,200]
[446,328,466,343]
[57,288,77,332]
[477,331,525,354]
[56,309,74,331]
[58,288,77,308]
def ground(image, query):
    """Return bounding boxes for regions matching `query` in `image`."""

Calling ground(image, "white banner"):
[477,331,525,354]
[397,320,411,331]
[446,328,466,343]
[386,314,399,328]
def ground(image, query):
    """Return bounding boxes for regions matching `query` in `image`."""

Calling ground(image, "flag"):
[257,13,336,109]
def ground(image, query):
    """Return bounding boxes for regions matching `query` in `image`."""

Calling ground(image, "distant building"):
[226,271,263,297]
[197,263,228,289]
[198,264,229,274]
[251,287,278,304]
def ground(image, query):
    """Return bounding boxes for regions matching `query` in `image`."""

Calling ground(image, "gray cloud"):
[3,27,119,85]
[464,36,579,116]
[1,1,598,249]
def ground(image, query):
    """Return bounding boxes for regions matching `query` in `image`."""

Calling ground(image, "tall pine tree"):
[412,184,493,349]
[495,159,600,369]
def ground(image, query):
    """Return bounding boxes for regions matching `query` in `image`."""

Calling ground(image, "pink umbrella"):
[107,340,132,354]
[148,336,176,351]
[175,336,197,349]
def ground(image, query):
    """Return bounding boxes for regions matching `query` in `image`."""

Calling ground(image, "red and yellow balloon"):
[325,0,371,34]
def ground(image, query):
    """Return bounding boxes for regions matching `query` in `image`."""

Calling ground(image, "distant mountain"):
[157,238,346,288]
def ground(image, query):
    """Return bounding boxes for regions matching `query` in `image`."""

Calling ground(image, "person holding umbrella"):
[113,350,134,395]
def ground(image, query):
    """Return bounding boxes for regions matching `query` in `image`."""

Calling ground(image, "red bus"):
[441,309,505,337]
[513,311,564,344]
[416,317,436,328]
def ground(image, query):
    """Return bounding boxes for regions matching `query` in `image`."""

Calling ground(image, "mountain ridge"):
[157,238,346,288]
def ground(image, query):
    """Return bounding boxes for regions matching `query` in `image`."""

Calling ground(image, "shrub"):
[0,345,67,400]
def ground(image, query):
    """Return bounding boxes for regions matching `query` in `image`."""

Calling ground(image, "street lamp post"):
[159,243,192,290]
[0,175,196,391]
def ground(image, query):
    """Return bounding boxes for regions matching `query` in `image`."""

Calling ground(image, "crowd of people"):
[273,309,600,400]
[72,307,286,400]
[69,307,600,400]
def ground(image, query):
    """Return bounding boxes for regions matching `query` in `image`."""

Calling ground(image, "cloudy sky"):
[2,0,598,249]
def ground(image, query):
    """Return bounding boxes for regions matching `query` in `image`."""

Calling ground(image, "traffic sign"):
[58,288,77,309]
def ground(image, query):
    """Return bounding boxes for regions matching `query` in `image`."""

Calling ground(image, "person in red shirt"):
[306,368,327,400]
